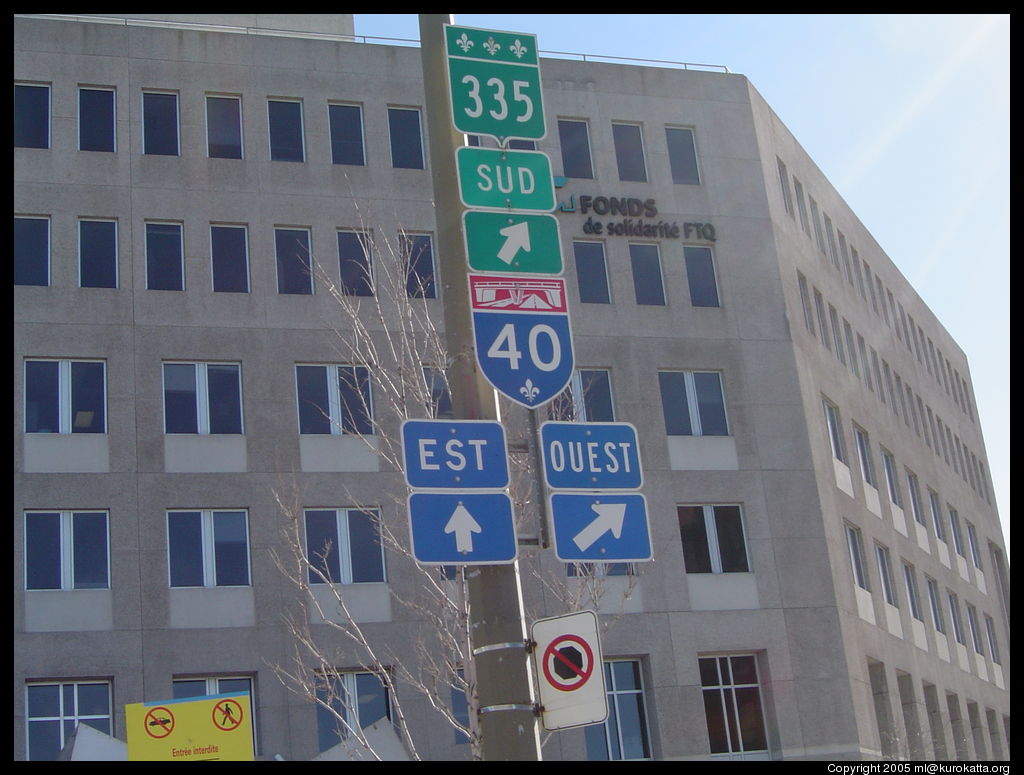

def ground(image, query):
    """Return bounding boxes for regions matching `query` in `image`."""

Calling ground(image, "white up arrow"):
[445,502,483,554]
[573,502,627,552]
[497,221,531,264]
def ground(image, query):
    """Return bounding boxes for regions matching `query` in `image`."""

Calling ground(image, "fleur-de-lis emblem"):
[510,39,528,59]
[455,32,473,53]
[520,379,540,403]
[483,36,501,56]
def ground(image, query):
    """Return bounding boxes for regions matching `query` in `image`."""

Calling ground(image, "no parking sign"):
[531,610,607,730]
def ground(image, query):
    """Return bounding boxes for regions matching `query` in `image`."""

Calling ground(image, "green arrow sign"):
[445,24,545,142]
[463,211,562,275]
[456,146,556,212]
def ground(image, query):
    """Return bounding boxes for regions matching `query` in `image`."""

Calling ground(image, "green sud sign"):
[445,24,546,143]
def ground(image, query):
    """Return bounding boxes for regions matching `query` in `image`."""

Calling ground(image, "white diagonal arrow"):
[573,502,627,552]
[497,221,531,264]
[445,502,483,554]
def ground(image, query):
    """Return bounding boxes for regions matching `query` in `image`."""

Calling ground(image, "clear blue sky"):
[354,14,1010,548]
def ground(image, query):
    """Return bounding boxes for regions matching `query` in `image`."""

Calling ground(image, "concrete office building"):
[14,14,1010,761]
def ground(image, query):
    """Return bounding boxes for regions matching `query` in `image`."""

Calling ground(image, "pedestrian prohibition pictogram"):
[212,698,244,731]
[542,633,594,691]
[144,706,175,739]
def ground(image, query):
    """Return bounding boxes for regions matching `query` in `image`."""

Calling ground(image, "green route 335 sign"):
[445,24,546,143]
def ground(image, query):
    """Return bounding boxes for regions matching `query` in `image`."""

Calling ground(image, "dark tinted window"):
[629,243,664,305]
[79,88,115,152]
[268,100,304,162]
[210,225,249,292]
[573,242,610,304]
[557,120,593,179]
[684,246,719,307]
[329,104,364,165]
[612,123,646,182]
[665,127,699,184]
[388,108,424,169]
[15,216,49,286]
[79,220,117,288]
[207,96,243,159]
[143,92,179,155]
[337,231,373,297]
[145,222,183,290]
[15,84,49,149]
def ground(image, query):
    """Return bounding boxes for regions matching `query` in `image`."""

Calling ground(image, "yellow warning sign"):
[126,692,254,761]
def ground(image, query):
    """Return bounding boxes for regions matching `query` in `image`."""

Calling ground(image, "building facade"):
[14,14,1010,761]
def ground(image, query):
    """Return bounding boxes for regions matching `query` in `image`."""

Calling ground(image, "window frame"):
[698,654,770,758]
[401,232,437,299]
[295,364,374,436]
[315,670,392,752]
[24,358,107,434]
[14,214,51,287]
[683,245,720,307]
[677,504,751,575]
[822,399,847,464]
[658,370,730,437]
[210,223,250,293]
[15,82,51,149]
[26,680,112,761]
[78,86,116,152]
[274,226,313,295]
[142,90,180,156]
[548,368,615,423]
[926,576,945,633]
[303,508,387,585]
[875,543,898,607]
[628,242,666,306]
[387,106,425,170]
[267,98,305,162]
[557,118,594,179]
[205,93,244,160]
[845,523,870,591]
[24,510,110,591]
[585,659,652,761]
[328,102,366,166]
[337,229,374,297]
[881,450,902,507]
[665,125,700,185]
[854,425,876,487]
[167,509,251,588]
[162,361,244,435]
[144,220,185,291]
[573,240,611,304]
[78,218,118,288]
[611,122,648,182]
[902,561,923,621]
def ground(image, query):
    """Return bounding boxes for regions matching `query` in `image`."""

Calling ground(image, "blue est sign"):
[401,420,509,489]
[540,422,642,491]
[469,274,574,408]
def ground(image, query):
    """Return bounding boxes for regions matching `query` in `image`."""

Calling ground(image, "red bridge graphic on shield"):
[471,277,567,313]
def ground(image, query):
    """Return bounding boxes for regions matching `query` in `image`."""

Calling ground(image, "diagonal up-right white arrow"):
[573,502,627,552]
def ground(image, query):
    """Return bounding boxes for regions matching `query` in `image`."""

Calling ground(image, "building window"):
[665,126,700,184]
[881,450,902,508]
[875,543,898,607]
[24,359,106,434]
[965,522,983,570]
[145,222,184,291]
[684,246,720,307]
[388,107,424,169]
[854,426,876,487]
[268,99,304,162]
[777,158,793,217]
[902,562,923,621]
[965,604,985,656]
[928,491,947,542]
[566,562,635,578]
[328,103,365,165]
[797,272,815,334]
[167,510,250,587]
[24,511,109,590]
[822,399,847,463]
[15,215,50,287]
[612,123,647,182]
[422,367,452,419]
[947,506,966,558]
[658,370,728,436]
[275,227,313,295]
[142,91,179,156]
[162,362,243,434]
[698,655,769,757]
[304,509,386,585]
[794,179,810,234]
[315,671,391,752]
[906,471,925,526]
[926,577,945,633]
[844,523,869,590]
[26,681,112,761]
[402,233,436,299]
[558,119,594,179]
[828,305,845,363]
[947,592,966,645]
[585,660,651,760]
[573,241,610,304]
[206,95,243,159]
[15,83,50,149]
[984,614,1001,664]
[337,230,373,297]
[629,243,665,305]
[548,369,615,423]
[677,505,749,574]
[78,87,115,152]
[79,219,118,288]
[809,197,826,255]
[210,224,250,293]
[295,364,373,435]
